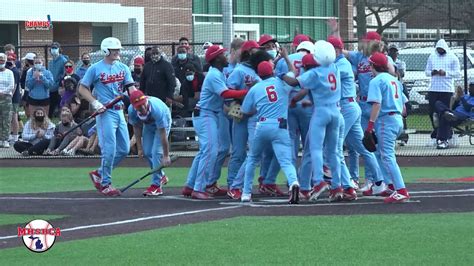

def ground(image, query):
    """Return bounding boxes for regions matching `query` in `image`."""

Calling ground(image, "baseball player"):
[78,37,136,196]
[366,52,409,203]
[328,36,387,196]
[225,40,261,196]
[128,90,171,196]
[241,60,300,204]
[342,31,395,191]
[282,40,341,201]
[183,45,248,200]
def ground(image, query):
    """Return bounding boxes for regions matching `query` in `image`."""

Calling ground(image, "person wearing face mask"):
[424,39,461,147]
[140,47,176,106]
[26,56,54,117]
[173,45,198,84]
[178,63,204,117]
[13,108,55,156]
[20,52,36,117]
[132,56,144,88]
[48,42,69,118]
[60,60,80,96]
[0,53,15,148]
[4,44,22,70]
[60,76,81,117]
[5,53,21,145]
[44,108,79,155]
[258,34,279,60]
[75,52,91,80]
[171,37,203,72]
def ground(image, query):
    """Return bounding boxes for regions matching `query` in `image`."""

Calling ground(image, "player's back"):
[226,63,260,90]
[370,72,405,115]
[275,53,305,77]
[298,64,341,105]
[243,77,290,120]
[335,55,356,99]
[197,67,226,112]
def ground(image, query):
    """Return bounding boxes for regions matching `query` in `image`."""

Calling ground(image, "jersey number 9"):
[328,74,337,91]
[266,85,278,102]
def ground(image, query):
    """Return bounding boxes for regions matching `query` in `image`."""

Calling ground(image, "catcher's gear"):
[228,102,243,122]
[363,130,377,152]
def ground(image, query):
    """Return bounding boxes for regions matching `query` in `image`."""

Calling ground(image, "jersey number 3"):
[390,81,399,99]
[266,85,278,102]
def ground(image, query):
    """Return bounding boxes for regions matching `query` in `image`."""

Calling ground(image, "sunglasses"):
[65,65,73,68]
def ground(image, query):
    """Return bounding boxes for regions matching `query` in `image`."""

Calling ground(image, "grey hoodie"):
[424,39,461,92]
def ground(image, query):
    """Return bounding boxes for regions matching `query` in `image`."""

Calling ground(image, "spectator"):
[132,56,144,88]
[13,108,55,156]
[199,41,213,67]
[6,53,21,144]
[144,47,153,64]
[26,56,54,116]
[62,124,97,156]
[435,81,474,149]
[48,41,69,118]
[0,53,15,148]
[3,44,21,70]
[44,108,79,155]
[59,60,80,96]
[76,126,100,156]
[388,44,406,82]
[178,63,204,117]
[424,39,461,146]
[75,52,91,80]
[171,37,203,72]
[140,46,176,105]
[20,52,36,117]
[60,76,80,114]
[173,45,193,83]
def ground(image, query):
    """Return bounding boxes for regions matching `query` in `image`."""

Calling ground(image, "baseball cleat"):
[100,184,121,196]
[359,180,373,193]
[205,182,228,196]
[227,188,242,200]
[328,187,344,202]
[384,190,410,203]
[299,190,311,201]
[288,182,300,204]
[181,186,193,197]
[362,182,387,196]
[191,191,213,200]
[259,184,285,197]
[160,175,169,186]
[89,170,102,190]
[143,184,163,196]
[257,176,264,190]
[309,181,329,201]
[241,193,252,202]
[379,184,395,197]
[343,187,358,201]
[351,179,360,190]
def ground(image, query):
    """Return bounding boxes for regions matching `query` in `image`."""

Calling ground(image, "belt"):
[259,117,284,122]
[342,97,355,102]
[388,112,396,116]
[360,96,368,102]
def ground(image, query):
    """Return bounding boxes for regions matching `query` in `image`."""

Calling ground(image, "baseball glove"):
[228,102,243,122]
[363,130,377,152]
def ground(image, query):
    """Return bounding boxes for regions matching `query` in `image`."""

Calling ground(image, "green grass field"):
[0,214,66,227]
[0,166,473,194]
[1,214,473,265]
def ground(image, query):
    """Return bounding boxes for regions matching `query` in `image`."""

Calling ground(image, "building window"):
[0,24,18,50]
[92,26,112,46]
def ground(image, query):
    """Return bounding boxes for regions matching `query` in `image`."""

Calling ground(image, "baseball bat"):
[62,95,124,138]
[120,155,179,193]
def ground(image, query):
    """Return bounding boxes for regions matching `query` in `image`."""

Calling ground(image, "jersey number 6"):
[266,85,278,102]
[328,73,337,91]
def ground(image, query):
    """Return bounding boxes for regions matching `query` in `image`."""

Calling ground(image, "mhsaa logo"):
[18,219,61,253]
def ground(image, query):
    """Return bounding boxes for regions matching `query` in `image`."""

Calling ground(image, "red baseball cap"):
[292,34,310,47]
[302,54,318,68]
[363,31,381,41]
[130,90,147,108]
[257,61,273,77]
[241,40,260,52]
[205,45,227,63]
[327,36,344,50]
[258,34,276,46]
[133,56,144,65]
[369,52,388,68]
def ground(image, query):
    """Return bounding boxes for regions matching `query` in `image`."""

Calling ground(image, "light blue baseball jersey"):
[196,67,228,112]
[241,77,292,120]
[275,52,308,100]
[335,54,356,99]
[128,96,171,129]
[223,63,237,79]
[367,72,408,115]
[80,59,134,104]
[297,64,341,105]
[226,63,261,90]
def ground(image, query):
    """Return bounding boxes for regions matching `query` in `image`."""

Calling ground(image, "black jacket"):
[171,53,203,73]
[140,59,176,103]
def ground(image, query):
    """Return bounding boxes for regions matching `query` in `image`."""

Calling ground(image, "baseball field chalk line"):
[0,205,241,241]
[220,200,422,207]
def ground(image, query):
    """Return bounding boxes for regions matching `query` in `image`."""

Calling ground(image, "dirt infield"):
[1,183,473,250]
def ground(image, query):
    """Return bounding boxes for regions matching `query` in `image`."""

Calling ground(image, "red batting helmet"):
[205,45,227,63]
[292,34,310,47]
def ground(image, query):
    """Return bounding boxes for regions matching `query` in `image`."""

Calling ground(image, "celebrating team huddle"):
[82,30,409,205]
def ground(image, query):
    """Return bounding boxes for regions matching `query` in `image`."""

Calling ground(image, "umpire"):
[140,47,176,106]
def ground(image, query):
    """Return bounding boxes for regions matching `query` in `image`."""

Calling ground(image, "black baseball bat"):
[62,95,124,138]
[120,155,179,193]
